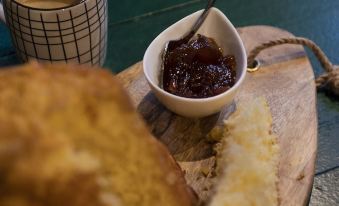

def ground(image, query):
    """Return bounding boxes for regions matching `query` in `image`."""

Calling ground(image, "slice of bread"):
[0,62,196,206]
[208,98,279,206]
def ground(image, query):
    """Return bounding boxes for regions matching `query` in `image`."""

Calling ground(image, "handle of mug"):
[0,0,6,23]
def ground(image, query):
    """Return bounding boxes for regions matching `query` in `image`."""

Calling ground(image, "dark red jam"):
[163,34,236,98]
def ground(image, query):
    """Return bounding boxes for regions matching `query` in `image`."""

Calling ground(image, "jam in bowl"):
[143,7,247,118]
[162,34,237,99]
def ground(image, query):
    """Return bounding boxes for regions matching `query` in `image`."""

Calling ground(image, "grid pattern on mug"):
[3,0,107,65]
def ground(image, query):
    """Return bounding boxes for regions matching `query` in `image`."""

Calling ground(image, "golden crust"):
[209,98,279,206]
[0,62,195,206]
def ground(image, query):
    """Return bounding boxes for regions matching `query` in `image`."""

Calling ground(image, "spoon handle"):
[184,0,216,41]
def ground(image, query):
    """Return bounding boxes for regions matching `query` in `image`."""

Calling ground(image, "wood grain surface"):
[116,26,318,206]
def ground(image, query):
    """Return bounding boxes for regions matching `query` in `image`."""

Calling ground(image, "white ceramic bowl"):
[143,7,246,118]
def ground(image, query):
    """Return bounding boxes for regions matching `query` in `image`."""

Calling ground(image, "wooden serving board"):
[117,26,317,206]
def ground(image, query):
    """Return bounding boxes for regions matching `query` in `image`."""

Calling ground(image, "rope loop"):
[247,37,338,96]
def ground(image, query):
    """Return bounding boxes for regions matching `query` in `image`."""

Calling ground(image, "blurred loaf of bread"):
[0,62,196,206]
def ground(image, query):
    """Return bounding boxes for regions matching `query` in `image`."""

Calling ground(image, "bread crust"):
[0,62,196,206]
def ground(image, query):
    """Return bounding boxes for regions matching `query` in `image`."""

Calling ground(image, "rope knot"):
[316,66,339,96]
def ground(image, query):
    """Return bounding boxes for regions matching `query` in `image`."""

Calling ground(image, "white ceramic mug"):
[0,0,107,66]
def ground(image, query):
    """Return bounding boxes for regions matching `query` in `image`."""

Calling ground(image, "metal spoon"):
[164,0,216,54]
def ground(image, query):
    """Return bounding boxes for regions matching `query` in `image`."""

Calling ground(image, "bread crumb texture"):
[209,98,279,206]
[0,63,194,206]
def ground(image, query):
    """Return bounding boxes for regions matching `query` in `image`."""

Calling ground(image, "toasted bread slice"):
[209,98,279,206]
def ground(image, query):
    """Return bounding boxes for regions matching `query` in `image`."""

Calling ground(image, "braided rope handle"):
[247,37,339,96]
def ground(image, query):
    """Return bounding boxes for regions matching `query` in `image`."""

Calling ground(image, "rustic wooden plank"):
[117,25,317,206]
